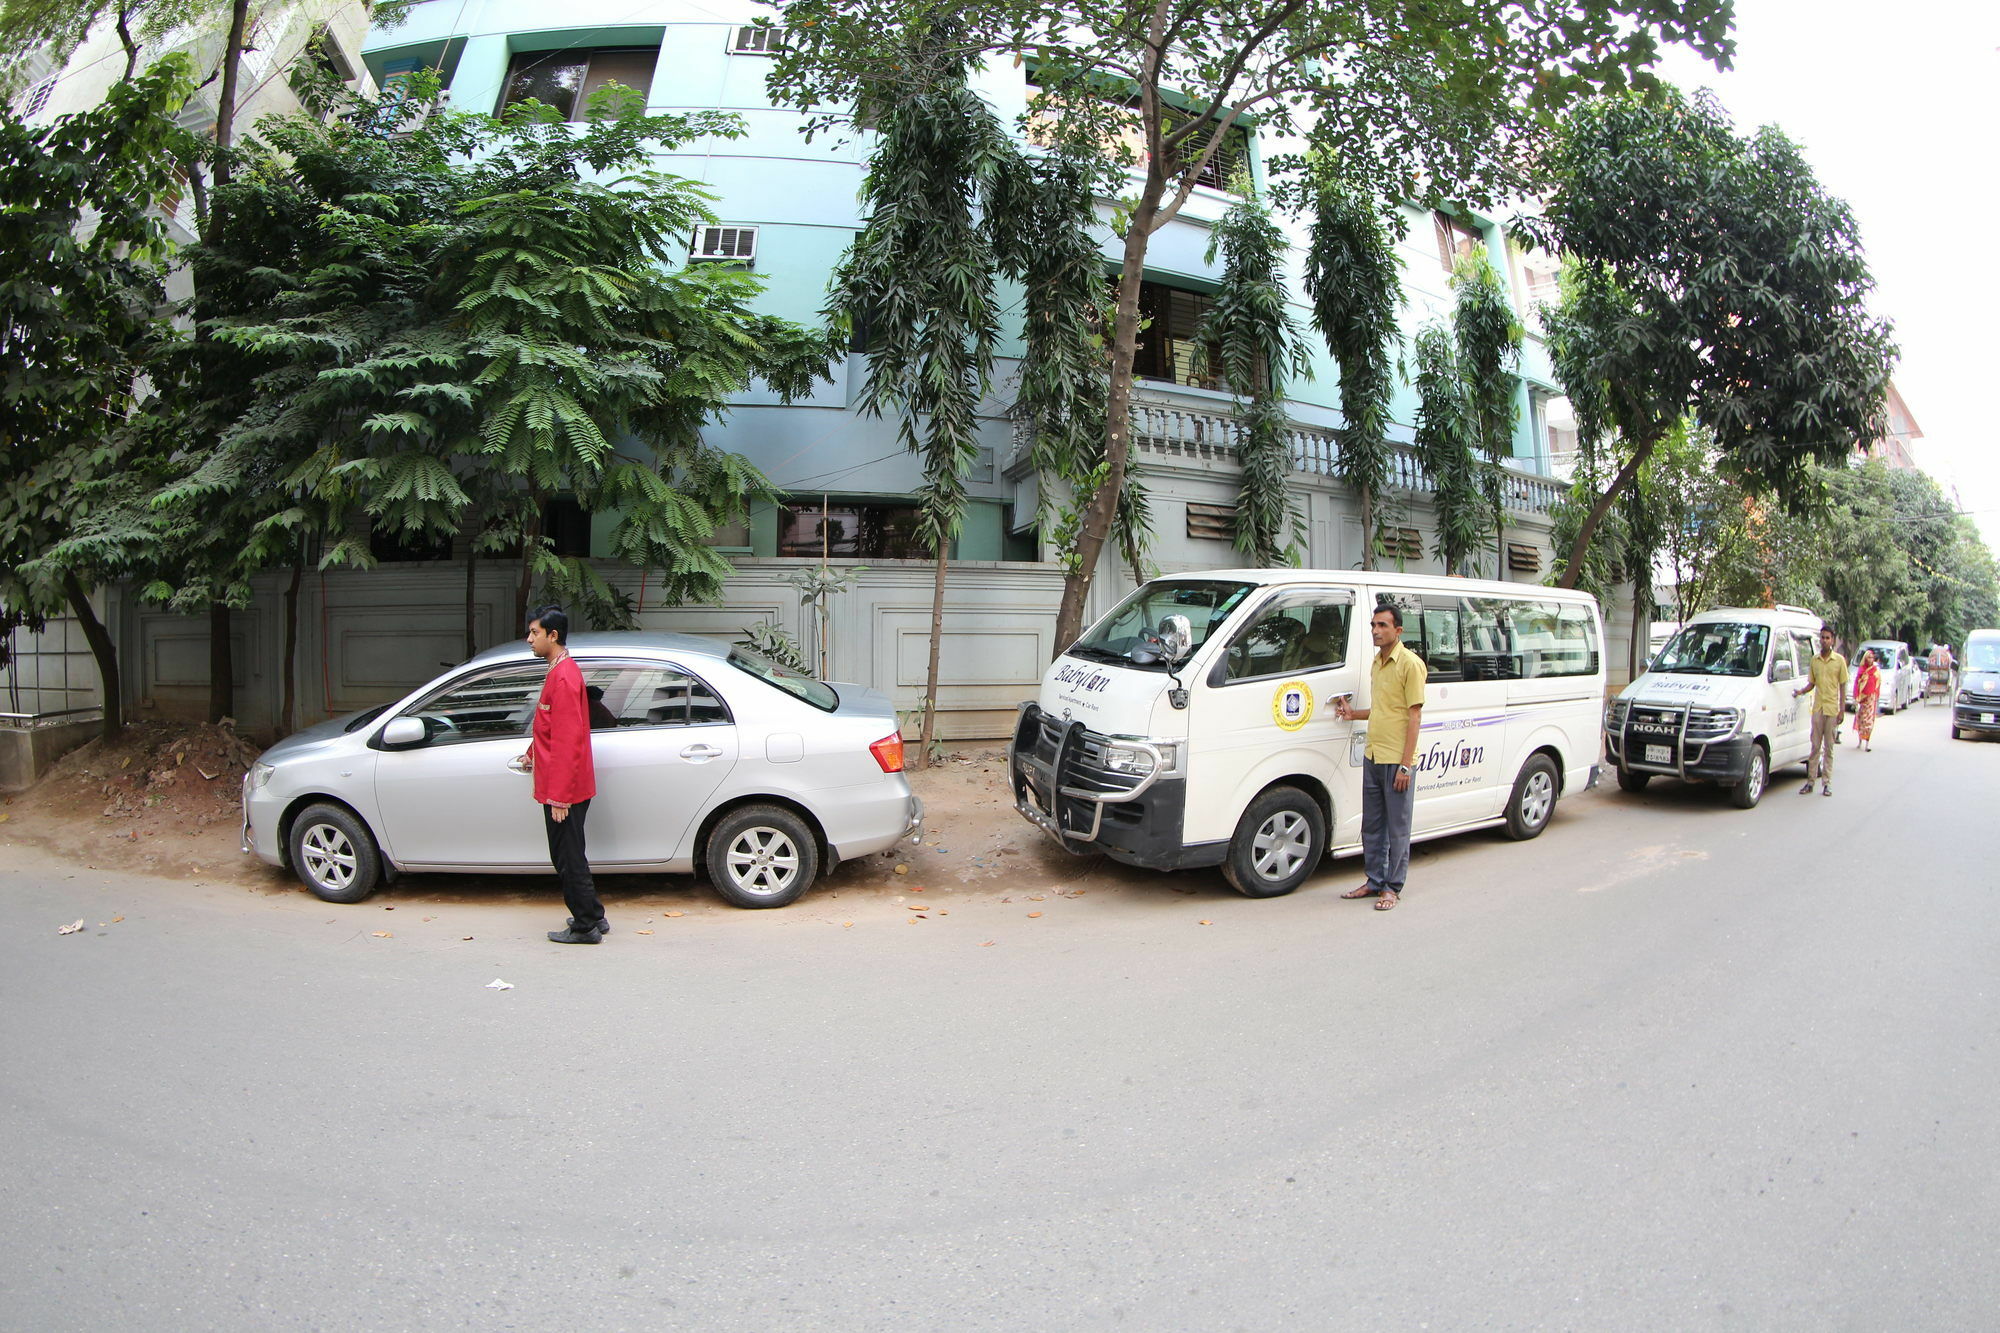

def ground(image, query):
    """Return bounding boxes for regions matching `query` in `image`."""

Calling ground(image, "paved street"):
[4,710,1996,1331]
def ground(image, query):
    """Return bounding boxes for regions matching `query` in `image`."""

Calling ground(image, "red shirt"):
[530,654,595,805]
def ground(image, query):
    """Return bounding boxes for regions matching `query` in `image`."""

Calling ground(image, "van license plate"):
[1645,744,1672,765]
[1984,713,1995,725]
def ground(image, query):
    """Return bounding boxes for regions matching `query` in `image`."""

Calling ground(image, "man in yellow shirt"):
[1794,625,1847,796]
[1333,604,1427,910]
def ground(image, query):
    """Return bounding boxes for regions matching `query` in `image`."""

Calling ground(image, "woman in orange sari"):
[1853,648,1881,750]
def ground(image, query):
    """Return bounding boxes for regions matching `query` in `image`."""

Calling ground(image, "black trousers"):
[543,799,602,925]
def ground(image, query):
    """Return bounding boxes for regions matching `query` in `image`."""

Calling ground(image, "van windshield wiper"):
[1067,645,1129,665]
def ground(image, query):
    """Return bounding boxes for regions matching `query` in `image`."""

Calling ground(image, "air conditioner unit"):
[691,225,759,267]
[730,25,785,55]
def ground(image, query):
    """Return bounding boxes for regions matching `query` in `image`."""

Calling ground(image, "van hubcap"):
[1252,811,1312,881]
[1520,771,1554,828]
[300,824,356,890]
[726,828,799,895]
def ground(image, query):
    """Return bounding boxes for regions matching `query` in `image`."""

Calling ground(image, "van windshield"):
[1968,640,2000,672]
[1070,579,1255,670]
[1652,623,1771,677]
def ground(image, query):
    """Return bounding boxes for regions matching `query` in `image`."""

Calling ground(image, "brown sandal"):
[1375,890,1399,910]
[1341,885,1378,899]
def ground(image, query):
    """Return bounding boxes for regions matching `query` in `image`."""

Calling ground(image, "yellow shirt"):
[1807,651,1848,716]
[1366,642,1428,764]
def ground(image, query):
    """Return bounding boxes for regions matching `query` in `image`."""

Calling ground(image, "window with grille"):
[1377,527,1424,563]
[1129,279,1266,391]
[19,76,55,119]
[1433,211,1485,272]
[498,46,656,121]
[691,225,758,267]
[1186,502,1237,542]
[731,25,785,54]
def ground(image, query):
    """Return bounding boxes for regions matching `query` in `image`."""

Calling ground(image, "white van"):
[1605,604,1824,807]
[1008,570,1607,897]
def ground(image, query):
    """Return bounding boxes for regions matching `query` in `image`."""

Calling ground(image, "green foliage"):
[1450,254,1522,576]
[1200,184,1308,566]
[736,620,810,675]
[1409,324,1486,574]
[1301,166,1403,569]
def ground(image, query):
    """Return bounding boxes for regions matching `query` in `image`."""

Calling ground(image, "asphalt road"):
[4,707,1996,1331]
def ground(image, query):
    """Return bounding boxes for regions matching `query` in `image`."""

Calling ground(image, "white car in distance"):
[242,633,921,908]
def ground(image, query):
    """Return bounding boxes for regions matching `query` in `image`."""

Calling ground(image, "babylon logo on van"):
[1054,664,1114,694]
[1416,738,1486,781]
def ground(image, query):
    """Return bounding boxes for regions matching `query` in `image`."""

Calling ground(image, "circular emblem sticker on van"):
[1272,679,1314,731]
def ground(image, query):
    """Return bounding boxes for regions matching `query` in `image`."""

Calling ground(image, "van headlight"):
[1606,698,1629,729]
[1100,743,1158,776]
[249,761,276,790]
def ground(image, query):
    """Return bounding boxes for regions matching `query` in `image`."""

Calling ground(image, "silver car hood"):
[259,711,377,762]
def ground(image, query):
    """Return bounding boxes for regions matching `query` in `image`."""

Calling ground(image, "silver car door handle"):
[507,755,530,774]
[680,743,724,761]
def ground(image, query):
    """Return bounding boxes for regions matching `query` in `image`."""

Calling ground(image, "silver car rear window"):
[727,647,837,712]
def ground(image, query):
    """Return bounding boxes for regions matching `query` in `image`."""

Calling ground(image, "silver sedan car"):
[243,633,921,908]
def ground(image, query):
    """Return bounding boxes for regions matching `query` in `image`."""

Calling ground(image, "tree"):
[1301,167,1402,569]
[58,80,834,728]
[768,0,1737,651]
[1523,87,1897,590]
[1199,181,1308,566]
[827,38,1014,767]
[1408,324,1484,574]
[0,58,191,740]
[1450,253,1522,579]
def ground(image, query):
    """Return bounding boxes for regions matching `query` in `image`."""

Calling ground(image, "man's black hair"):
[530,604,569,645]
[1371,601,1404,629]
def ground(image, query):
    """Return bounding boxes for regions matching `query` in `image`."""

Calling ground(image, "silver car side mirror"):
[1159,614,1193,665]
[380,716,426,748]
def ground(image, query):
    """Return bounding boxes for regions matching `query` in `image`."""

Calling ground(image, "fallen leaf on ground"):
[1029,894,1045,901]
[0,813,9,823]
[665,910,684,918]
[1197,919,1212,926]
[938,910,948,916]
[372,930,392,938]
[422,916,435,922]
[635,929,655,935]
[462,936,474,941]
[57,919,84,935]
[486,978,513,990]
[893,864,909,875]
[1027,911,1043,918]
[842,922,853,928]
[979,940,996,947]
[110,916,123,923]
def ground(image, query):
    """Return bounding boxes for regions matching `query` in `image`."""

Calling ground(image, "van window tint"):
[1220,594,1350,683]
[1653,622,1768,677]
[1376,593,1598,681]
[1417,600,1463,680]
[1075,579,1255,669]
[1529,601,1601,678]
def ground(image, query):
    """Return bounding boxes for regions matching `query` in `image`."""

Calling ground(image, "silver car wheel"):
[1519,769,1555,830]
[724,826,801,897]
[299,821,357,891]
[1251,810,1311,882]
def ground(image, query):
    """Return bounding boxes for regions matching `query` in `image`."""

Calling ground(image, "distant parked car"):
[242,633,921,907]
[1849,640,1920,713]
[1952,629,2000,741]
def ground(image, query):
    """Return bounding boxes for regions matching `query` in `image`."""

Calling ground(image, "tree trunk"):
[1556,435,1661,590]
[464,523,480,659]
[281,557,302,734]
[1053,190,1163,654]
[514,503,542,636]
[212,0,253,190]
[1631,580,1645,682]
[62,572,122,742]
[115,2,139,78]
[916,547,949,770]
[1358,484,1375,571]
[208,604,233,722]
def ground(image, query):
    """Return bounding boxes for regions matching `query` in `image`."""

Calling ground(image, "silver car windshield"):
[728,647,837,711]
[1070,579,1255,671]
[1652,623,1770,677]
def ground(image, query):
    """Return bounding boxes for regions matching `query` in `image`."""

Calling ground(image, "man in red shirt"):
[520,606,605,944]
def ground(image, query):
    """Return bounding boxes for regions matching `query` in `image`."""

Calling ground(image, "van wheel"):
[1951,725,1962,740]
[1615,766,1651,794]
[706,804,819,908]
[1504,755,1560,840]
[1222,786,1325,899]
[288,803,382,904]
[1729,743,1768,809]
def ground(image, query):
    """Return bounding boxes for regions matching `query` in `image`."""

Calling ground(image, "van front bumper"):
[1606,727,1757,784]
[1007,703,1225,873]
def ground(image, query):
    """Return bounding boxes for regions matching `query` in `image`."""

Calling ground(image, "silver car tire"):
[288,802,382,904]
[705,804,820,909]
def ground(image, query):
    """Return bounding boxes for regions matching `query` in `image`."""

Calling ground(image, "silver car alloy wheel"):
[299,821,357,892]
[1251,810,1312,882]
[1520,768,1556,830]
[725,826,801,897]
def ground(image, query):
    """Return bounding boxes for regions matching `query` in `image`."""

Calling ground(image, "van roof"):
[1684,605,1824,628]
[1168,568,1600,601]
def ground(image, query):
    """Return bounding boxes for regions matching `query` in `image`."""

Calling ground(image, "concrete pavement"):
[3,708,1996,1330]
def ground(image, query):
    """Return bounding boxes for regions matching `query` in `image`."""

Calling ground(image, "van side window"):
[1219,594,1350,683]
[1517,600,1601,678]
[1460,597,1521,680]
[1417,599,1464,681]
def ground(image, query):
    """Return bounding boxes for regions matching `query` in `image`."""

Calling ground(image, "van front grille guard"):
[1009,703,1164,849]
[1611,703,1737,780]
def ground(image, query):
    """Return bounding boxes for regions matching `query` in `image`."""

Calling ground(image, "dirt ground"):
[0,724,1181,915]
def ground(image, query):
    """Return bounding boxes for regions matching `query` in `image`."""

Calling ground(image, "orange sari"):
[1854,660,1881,739]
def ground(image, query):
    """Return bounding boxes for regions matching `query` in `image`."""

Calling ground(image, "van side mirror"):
[1771,661,1794,682]
[1159,615,1192,665]
[380,716,427,748]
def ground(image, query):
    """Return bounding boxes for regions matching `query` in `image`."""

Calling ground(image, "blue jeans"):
[1361,761,1415,894]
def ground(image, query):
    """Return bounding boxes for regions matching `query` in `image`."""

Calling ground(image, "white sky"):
[1656,0,2000,549]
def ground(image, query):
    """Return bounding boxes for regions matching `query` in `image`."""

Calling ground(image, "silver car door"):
[372,663,551,868]
[579,660,742,865]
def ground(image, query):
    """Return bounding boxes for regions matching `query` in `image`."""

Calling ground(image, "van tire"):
[1503,755,1560,840]
[289,802,382,904]
[1615,766,1651,794]
[1729,743,1768,809]
[1222,786,1325,899]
